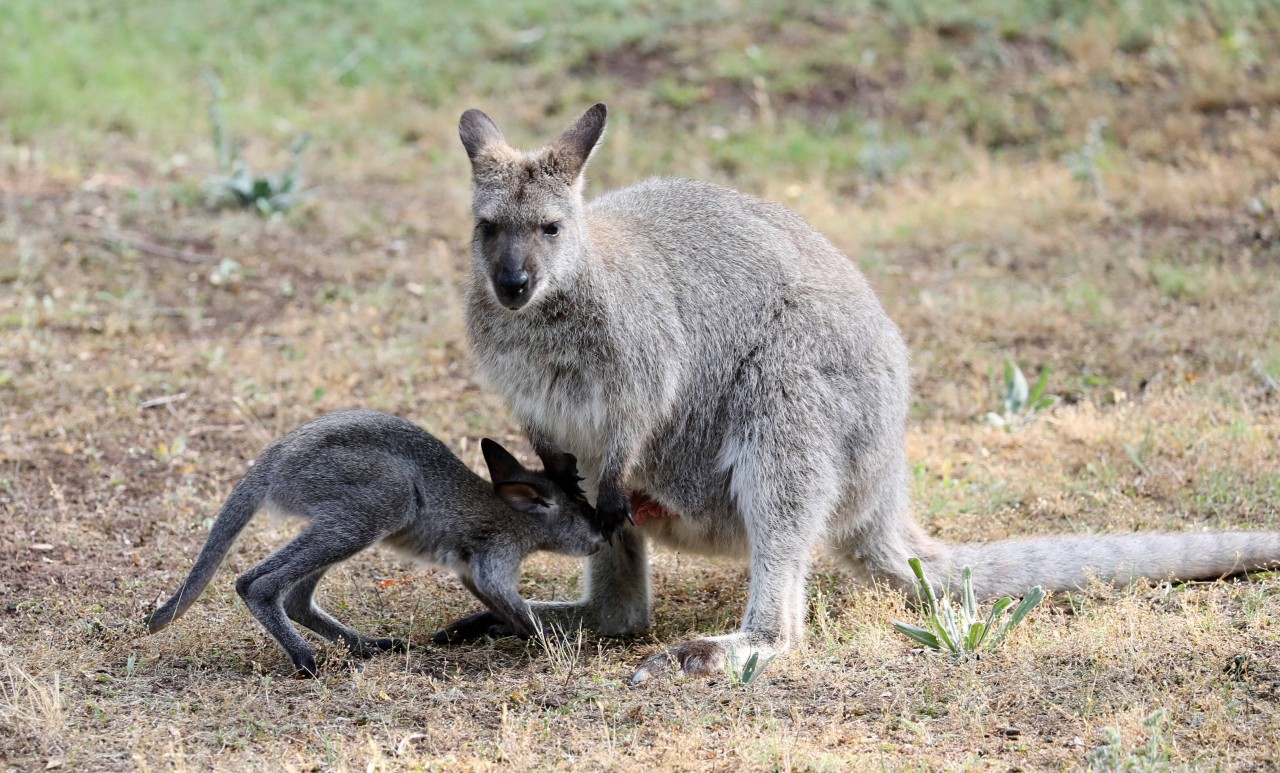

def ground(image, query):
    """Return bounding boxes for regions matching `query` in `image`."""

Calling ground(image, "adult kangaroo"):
[445,102,1280,682]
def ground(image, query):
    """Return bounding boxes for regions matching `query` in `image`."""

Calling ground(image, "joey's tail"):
[144,460,273,633]
[929,531,1280,599]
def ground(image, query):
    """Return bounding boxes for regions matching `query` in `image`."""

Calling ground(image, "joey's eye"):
[542,222,561,237]
[476,220,495,235]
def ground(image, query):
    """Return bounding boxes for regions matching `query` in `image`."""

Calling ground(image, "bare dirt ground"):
[3,2,1280,770]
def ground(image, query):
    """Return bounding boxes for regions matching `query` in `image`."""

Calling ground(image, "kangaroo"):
[445,103,1280,683]
[144,409,604,677]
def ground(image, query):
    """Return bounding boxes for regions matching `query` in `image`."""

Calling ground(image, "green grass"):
[5,0,1278,184]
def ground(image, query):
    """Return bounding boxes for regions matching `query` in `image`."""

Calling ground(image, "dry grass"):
[4,1,1280,769]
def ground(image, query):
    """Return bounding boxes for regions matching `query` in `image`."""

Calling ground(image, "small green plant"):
[726,647,777,688]
[1063,116,1110,209]
[892,558,1045,655]
[202,70,312,216]
[152,433,187,464]
[984,359,1056,430]
[1085,710,1182,772]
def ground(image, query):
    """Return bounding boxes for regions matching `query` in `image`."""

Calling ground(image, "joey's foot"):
[435,601,604,644]
[347,636,410,658]
[291,653,320,679]
[629,635,782,684]
[433,611,518,644]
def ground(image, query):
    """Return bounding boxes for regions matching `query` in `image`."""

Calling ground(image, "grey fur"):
[453,104,1280,682]
[145,409,603,677]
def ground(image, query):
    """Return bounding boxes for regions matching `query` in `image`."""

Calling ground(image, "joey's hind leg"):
[283,568,408,658]
[236,520,385,677]
[433,528,651,643]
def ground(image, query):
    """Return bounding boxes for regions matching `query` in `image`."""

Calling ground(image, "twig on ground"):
[138,393,189,409]
[72,230,218,264]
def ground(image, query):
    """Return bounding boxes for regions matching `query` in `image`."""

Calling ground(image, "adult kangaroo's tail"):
[933,532,1280,599]
[145,460,273,633]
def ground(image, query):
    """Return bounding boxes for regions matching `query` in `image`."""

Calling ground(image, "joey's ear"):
[459,108,506,162]
[494,480,557,515]
[481,438,528,484]
[551,103,607,182]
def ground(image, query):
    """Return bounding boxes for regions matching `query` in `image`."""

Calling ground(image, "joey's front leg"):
[433,528,652,643]
[454,558,537,640]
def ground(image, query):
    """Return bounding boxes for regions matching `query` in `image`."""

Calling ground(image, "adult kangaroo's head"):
[458,103,607,312]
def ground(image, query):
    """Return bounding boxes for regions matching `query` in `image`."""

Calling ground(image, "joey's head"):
[481,438,605,556]
[458,104,607,311]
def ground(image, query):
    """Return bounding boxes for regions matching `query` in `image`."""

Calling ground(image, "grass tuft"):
[725,648,777,688]
[984,359,1057,431]
[1086,710,1182,772]
[201,70,313,216]
[529,615,587,682]
[0,660,67,750]
[892,558,1045,656]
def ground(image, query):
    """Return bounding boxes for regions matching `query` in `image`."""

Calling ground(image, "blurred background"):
[2,1,1279,769]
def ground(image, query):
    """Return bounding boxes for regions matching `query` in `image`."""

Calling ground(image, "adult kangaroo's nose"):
[495,269,531,308]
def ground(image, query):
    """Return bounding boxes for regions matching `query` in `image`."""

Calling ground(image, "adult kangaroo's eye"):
[476,219,495,236]
[542,222,561,237]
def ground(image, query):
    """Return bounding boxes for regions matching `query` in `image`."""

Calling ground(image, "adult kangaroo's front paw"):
[630,634,781,684]
[544,453,588,501]
[595,484,633,540]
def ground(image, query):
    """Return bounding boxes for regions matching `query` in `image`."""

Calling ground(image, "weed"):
[1149,263,1205,300]
[1085,710,1185,772]
[152,433,187,464]
[857,122,910,182]
[1062,117,1110,209]
[208,258,244,288]
[0,660,67,747]
[1250,359,1279,396]
[984,359,1056,430]
[530,616,586,683]
[726,648,777,688]
[892,558,1045,656]
[202,70,312,216]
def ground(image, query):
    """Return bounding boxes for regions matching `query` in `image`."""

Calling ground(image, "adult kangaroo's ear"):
[551,103,607,183]
[459,108,506,162]
[481,438,527,485]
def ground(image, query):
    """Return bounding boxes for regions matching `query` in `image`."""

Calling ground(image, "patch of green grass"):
[710,116,908,182]
[1190,469,1280,522]
[0,0,690,147]
[5,0,1278,190]
[1149,263,1208,300]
